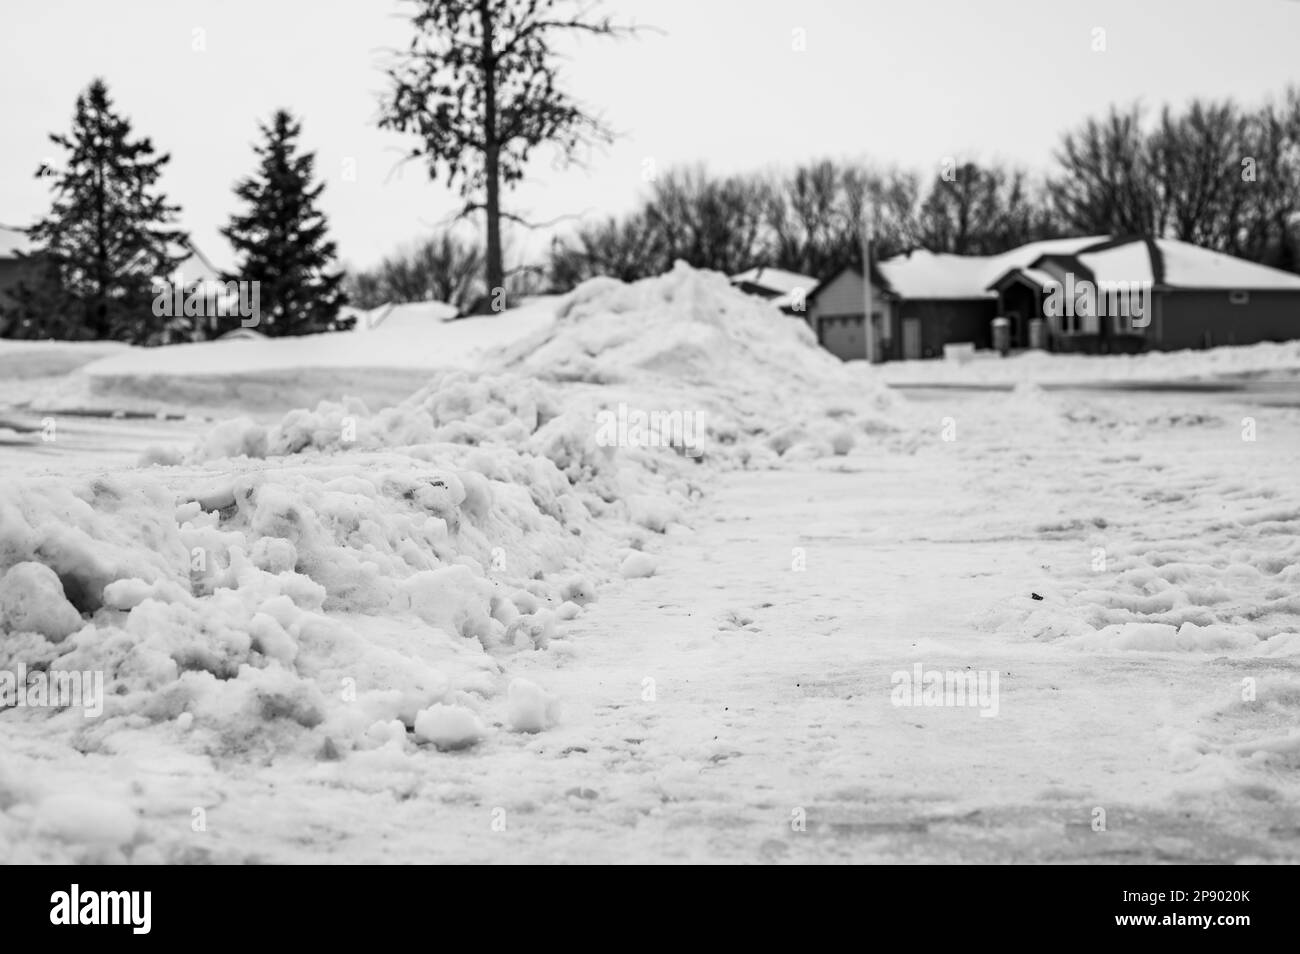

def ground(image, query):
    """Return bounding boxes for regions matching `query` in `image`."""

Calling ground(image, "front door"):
[902,317,922,360]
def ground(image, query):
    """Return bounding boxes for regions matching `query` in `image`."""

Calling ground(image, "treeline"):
[550,89,1300,286]
[2,79,348,344]
[557,90,1300,285]
[13,79,1300,339]
[348,87,1300,304]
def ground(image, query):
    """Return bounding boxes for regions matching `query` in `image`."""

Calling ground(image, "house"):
[730,266,817,315]
[1,227,240,338]
[0,224,54,335]
[800,258,898,360]
[806,236,1300,361]
[987,236,1300,354]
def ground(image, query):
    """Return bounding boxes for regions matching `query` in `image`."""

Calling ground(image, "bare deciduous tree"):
[379,0,638,310]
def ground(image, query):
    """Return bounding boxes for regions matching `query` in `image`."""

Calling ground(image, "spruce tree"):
[221,110,347,336]
[4,78,187,342]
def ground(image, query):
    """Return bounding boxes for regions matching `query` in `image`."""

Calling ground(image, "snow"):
[1157,238,1300,290]
[879,236,1108,299]
[353,299,460,332]
[1077,242,1155,286]
[0,563,83,641]
[2,261,1299,862]
[8,297,559,416]
[877,235,1300,300]
[730,266,817,297]
[506,677,560,733]
[32,793,138,849]
[0,338,131,409]
[413,703,488,750]
[619,551,657,579]
[873,338,1300,385]
[878,249,996,299]
[82,297,557,379]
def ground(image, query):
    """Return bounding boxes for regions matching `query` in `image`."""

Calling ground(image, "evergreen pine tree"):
[221,110,348,336]
[3,78,187,342]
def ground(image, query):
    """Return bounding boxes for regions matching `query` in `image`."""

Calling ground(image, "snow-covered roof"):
[1021,267,1058,289]
[769,287,811,312]
[877,237,1113,300]
[0,224,34,259]
[172,240,226,284]
[730,266,817,297]
[877,250,997,299]
[997,266,1060,290]
[975,236,1300,296]
[1076,242,1155,287]
[1156,238,1300,290]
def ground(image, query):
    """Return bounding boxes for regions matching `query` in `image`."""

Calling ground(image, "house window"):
[1229,290,1249,305]
[1060,312,1080,335]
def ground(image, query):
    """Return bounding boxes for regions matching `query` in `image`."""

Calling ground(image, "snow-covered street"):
[3,268,1298,863]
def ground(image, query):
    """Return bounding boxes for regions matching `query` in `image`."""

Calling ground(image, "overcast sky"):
[3,0,1299,272]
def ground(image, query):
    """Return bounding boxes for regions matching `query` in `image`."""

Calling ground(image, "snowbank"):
[1,263,914,859]
[20,298,559,415]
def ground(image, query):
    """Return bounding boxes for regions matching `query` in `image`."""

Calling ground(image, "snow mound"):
[0,262,921,860]
[506,677,560,733]
[0,563,84,642]
[496,262,905,462]
[413,703,488,750]
[508,262,854,389]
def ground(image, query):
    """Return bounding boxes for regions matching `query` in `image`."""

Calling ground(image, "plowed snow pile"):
[0,264,902,861]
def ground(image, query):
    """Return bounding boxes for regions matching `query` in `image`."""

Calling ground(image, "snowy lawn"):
[1,297,557,418]
[868,340,1300,388]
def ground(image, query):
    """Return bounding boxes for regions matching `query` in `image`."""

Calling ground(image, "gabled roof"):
[882,237,1111,300]
[730,266,818,297]
[804,235,1300,307]
[989,236,1300,292]
[175,238,225,282]
[990,266,1059,292]
[805,256,897,305]
[878,250,998,300]
[1155,238,1300,290]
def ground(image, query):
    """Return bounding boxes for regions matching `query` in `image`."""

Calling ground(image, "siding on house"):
[896,299,997,357]
[812,269,871,316]
[806,237,1300,362]
[1153,289,1300,350]
[0,257,47,335]
[807,268,895,361]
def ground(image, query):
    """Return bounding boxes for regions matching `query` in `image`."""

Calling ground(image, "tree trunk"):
[479,0,504,310]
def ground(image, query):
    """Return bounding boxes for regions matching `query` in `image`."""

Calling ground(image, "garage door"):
[820,315,864,361]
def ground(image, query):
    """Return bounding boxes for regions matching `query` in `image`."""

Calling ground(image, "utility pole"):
[861,202,877,363]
